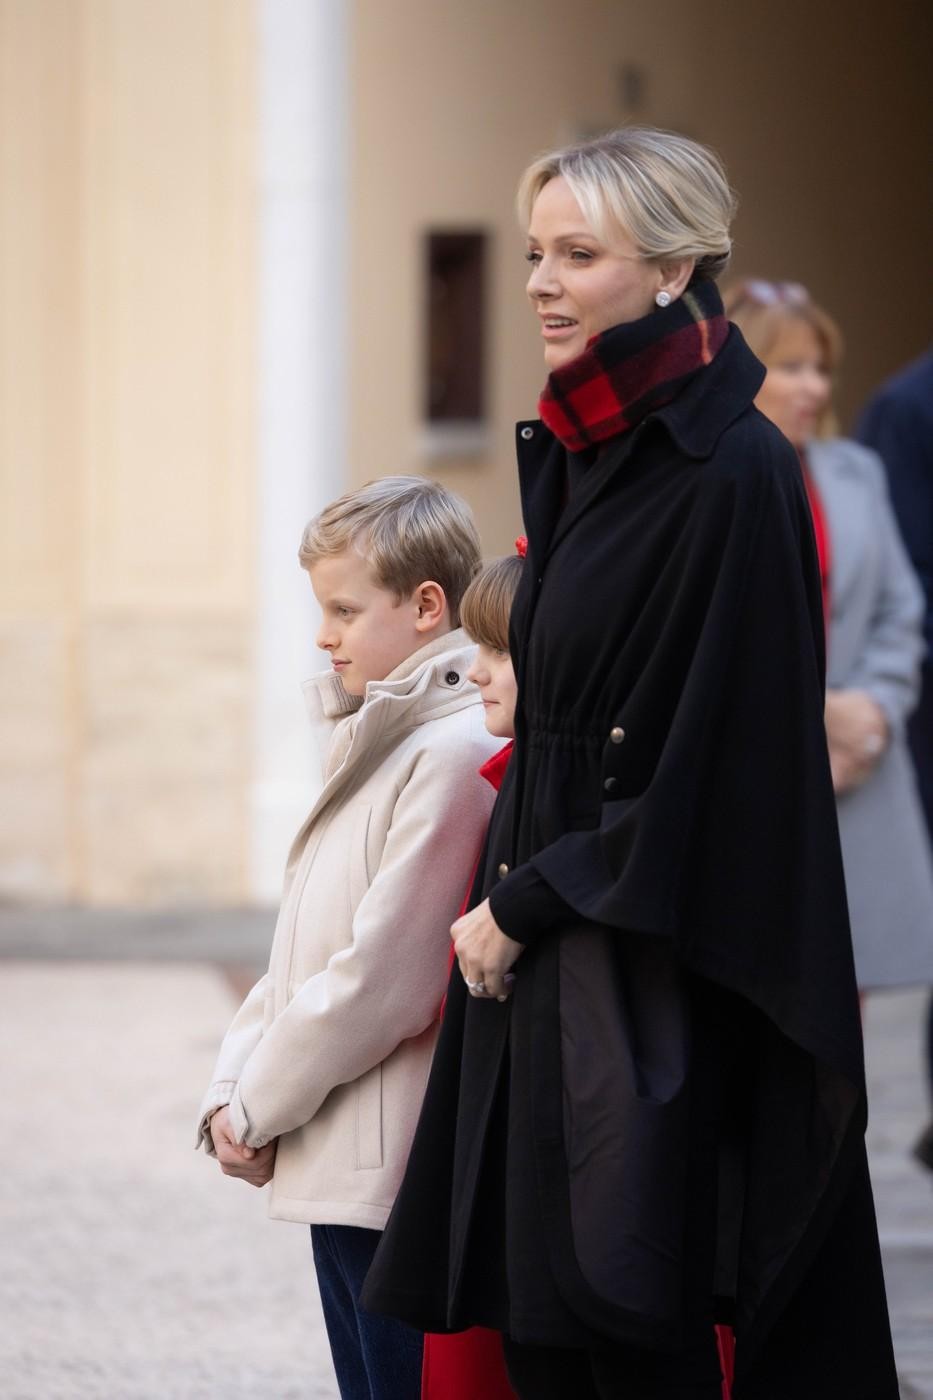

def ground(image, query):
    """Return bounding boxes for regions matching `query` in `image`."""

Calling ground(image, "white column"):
[251,0,349,901]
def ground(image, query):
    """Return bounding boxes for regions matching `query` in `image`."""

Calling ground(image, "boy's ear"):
[413,581,449,633]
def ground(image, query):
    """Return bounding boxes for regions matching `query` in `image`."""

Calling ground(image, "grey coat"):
[809,436,933,987]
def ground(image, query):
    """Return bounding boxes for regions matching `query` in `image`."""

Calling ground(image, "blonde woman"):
[364,131,897,1399]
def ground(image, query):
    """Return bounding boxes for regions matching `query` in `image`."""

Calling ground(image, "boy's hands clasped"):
[209,1105,277,1187]
[453,897,523,1001]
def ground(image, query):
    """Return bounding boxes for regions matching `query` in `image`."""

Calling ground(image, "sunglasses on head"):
[738,279,810,307]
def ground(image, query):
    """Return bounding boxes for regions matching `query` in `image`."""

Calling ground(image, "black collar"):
[515,323,765,466]
[651,324,765,459]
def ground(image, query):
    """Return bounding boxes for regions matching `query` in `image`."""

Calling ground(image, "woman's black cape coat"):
[363,328,897,1397]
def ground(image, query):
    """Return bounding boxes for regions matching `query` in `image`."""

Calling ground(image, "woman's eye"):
[525,250,542,265]
[337,606,353,618]
[494,649,508,659]
[569,249,593,263]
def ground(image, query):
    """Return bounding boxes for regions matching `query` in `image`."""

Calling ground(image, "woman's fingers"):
[482,968,505,1000]
[458,954,494,998]
[460,961,514,1001]
[454,898,522,1000]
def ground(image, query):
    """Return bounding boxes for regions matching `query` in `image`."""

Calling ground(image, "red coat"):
[422,740,734,1400]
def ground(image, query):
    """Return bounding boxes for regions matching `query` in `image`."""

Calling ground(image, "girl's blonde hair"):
[517,126,736,282]
[298,476,481,624]
[460,554,524,652]
[723,279,843,437]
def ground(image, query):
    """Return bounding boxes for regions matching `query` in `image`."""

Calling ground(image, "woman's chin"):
[544,339,584,371]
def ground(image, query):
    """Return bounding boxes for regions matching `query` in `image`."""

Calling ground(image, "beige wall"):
[692,0,931,429]
[0,0,81,899]
[0,0,255,903]
[349,0,932,553]
[2,0,928,907]
[350,0,650,556]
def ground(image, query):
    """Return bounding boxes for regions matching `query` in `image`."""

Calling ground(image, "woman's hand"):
[825,688,888,794]
[452,898,524,1001]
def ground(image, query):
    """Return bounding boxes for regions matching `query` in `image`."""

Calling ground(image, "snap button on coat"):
[610,727,625,744]
[603,776,618,792]
[521,426,534,440]
[445,671,460,686]
[498,863,510,878]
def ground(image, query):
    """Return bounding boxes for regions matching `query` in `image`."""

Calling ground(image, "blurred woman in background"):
[725,280,933,997]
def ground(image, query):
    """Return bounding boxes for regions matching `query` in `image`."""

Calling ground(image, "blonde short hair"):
[723,279,843,436]
[460,554,524,652]
[298,476,481,624]
[517,126,736,282]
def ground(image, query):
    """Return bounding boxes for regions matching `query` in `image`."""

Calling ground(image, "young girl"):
[463,548,523,744]
[420,543,526,1400]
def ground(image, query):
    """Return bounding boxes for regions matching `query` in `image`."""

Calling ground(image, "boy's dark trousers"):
[311,1224,423,1400]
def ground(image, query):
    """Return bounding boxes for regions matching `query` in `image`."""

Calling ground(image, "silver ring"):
[466,979,486,995]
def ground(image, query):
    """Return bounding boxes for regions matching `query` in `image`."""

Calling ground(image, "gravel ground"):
[865,988,933,1399]
[1,954,931,1399]
[1,961,337,1400]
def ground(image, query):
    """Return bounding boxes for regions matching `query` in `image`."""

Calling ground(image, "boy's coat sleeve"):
[195,972,269,1152]
[226,741,494,1148]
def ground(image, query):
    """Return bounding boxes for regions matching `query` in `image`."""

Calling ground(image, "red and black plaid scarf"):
[538,279,728,452]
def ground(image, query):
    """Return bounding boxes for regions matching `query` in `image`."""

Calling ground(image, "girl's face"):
[525,176,662,371]
[755,319,832,449]
[467,644,518,739]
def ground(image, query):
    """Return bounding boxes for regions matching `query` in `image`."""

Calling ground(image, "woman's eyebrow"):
[526,232,599,246]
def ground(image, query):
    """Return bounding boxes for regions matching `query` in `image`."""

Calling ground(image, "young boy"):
[197,476,500,1399]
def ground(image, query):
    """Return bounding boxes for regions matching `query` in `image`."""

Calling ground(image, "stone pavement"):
[1,954,338,1400]
[865,989,933,1399]
[1,910,932,1398]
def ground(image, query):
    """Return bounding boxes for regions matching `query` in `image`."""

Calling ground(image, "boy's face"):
[466,644,518,740]
[309,550,435,697]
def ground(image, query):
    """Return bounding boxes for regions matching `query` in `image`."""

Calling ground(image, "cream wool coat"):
[197,631,499,1228]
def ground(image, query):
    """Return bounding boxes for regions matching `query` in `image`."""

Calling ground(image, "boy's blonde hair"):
[298,476,481,624]
[460,554,524,652]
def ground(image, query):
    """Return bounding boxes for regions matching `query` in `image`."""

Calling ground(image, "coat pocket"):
[346,802,374,916]
[355,1062,383,1170]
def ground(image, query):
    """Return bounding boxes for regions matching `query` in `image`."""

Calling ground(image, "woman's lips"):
[333,660,350,670]
[540,320,579,340]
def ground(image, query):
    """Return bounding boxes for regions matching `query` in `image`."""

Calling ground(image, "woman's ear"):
[414,581,449,633]
[656,257,696,303]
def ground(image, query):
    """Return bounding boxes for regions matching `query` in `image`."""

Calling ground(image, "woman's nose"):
[316,622,335,651]
[467,663,488,685]
[527,255,559,300]
[802,368,830,405]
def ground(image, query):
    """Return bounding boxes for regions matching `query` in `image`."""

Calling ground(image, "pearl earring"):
[655,290,672,308]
